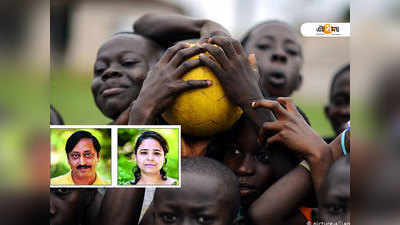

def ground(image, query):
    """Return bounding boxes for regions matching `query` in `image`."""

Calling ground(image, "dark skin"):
[147,173,235,225]
[134,13,230,48]
[133,14,276,157]
[91,34,163,122]
[96,188,145,225]
[50,188,96,225]
[243,22,303,98]
[325,69,350,136]
[223,116,310,225]
[223,117,275,208]
[317,157,350,224]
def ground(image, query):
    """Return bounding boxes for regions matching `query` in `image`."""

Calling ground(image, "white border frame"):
[50,125,181,188]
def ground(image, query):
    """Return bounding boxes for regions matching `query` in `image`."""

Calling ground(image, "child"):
[317,156,350,224]
[91,32,163,123]
[98,157,240,225]
[50,188,97,225]
[324,64,350,141]
[241,21,303,98]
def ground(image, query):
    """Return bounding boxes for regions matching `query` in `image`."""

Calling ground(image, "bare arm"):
[134,13,229,47]
[249,165,313,225]
[97,188,145,225]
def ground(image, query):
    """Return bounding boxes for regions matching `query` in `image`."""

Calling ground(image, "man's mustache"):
[77,165,92,169]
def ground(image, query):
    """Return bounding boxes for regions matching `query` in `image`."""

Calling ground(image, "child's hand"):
[129,42,212,124]
[252,97,330,163]
[199,36,264,107]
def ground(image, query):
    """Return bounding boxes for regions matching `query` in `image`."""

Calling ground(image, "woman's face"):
[136,138,165,175]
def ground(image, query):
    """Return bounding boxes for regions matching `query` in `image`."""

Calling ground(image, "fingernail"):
[206,80,212,86]
[251,101,256,107]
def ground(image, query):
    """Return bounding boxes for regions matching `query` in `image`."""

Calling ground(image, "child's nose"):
[237,155,255,175]
[101,69,123,81]
[271,48,287,64]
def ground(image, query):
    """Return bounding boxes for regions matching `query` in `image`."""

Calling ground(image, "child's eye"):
[161,213,177,223]
[154,152,161,156]
[52,188,72,196]
[197,216,213,225]
[287,49,298,56]
[121,60,138,67]
[327,204,346,215]
[256,44,270,50]
[139,151,147,155]
[255,151,270,164]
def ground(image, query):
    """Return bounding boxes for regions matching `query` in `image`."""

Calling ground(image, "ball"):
[162,44,243,137]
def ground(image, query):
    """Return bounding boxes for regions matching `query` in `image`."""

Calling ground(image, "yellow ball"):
[162,44,243,137]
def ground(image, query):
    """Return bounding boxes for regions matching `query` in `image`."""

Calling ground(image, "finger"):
[174,58,202,79]
[175,80,212,93]
[252,99,288,119]
[209,36,237,59]
[169,45,206,68]
[201,43,230,70]
[248,54,258,72]
[159,42,190,64]
[231,39,246,56]
[276,97,301,115]
[266,133,283,145]
[198,54,224,77]
[258,121,284,143]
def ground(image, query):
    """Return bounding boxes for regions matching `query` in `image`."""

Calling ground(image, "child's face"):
[152,173,234,225]
[318,159,350,224]
[325,71,350,135]
[223,118,274,207]
[244,23,303,97]
[91,34,160,120]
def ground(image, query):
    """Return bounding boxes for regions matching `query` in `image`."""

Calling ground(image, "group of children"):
[50,13,350,225]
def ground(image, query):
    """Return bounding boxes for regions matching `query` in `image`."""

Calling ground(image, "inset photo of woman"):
[117,127,180,187]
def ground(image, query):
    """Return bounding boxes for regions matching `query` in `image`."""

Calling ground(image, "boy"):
[317,156,350,224]
[98,157,240,225]
[241,21,303,98]
[324,64,350,141]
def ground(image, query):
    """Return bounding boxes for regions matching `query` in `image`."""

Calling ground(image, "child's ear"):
[294,73,303,91]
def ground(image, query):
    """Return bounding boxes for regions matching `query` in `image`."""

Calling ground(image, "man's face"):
[244,23,303,97]
[50,188,89,225]
[136,138,165,176]
[325,71,350,135]
[91,34,161,120]
[153,173,234,225]
[68,138,99,183]
[223,118,274,207]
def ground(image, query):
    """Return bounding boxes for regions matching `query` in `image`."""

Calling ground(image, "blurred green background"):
[118,128,179,184]
[50,128,112,182]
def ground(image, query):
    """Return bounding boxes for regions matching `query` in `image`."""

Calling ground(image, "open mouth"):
[267,71,287,87]
[144,164,156,167]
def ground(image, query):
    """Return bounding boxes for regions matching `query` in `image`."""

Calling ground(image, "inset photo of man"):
[50,128,111,186]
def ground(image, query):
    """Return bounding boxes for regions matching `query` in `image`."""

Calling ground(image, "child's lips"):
[144,164,156,167]
[102,87,127,97]
[267,72,287,87]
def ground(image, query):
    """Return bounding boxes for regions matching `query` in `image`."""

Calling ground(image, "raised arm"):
[134,13,229,47]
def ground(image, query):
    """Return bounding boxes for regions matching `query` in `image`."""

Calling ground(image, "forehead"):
[250,23,299,43]
[97,35,157,59]
[71,138,95,152]
[138,138,163,150]
[155,173,226,207]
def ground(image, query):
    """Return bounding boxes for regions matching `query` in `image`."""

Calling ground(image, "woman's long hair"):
[132,131,168,184]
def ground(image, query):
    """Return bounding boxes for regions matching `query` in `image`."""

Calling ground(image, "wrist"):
[306,143,333,169]
[129,97,157,125]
